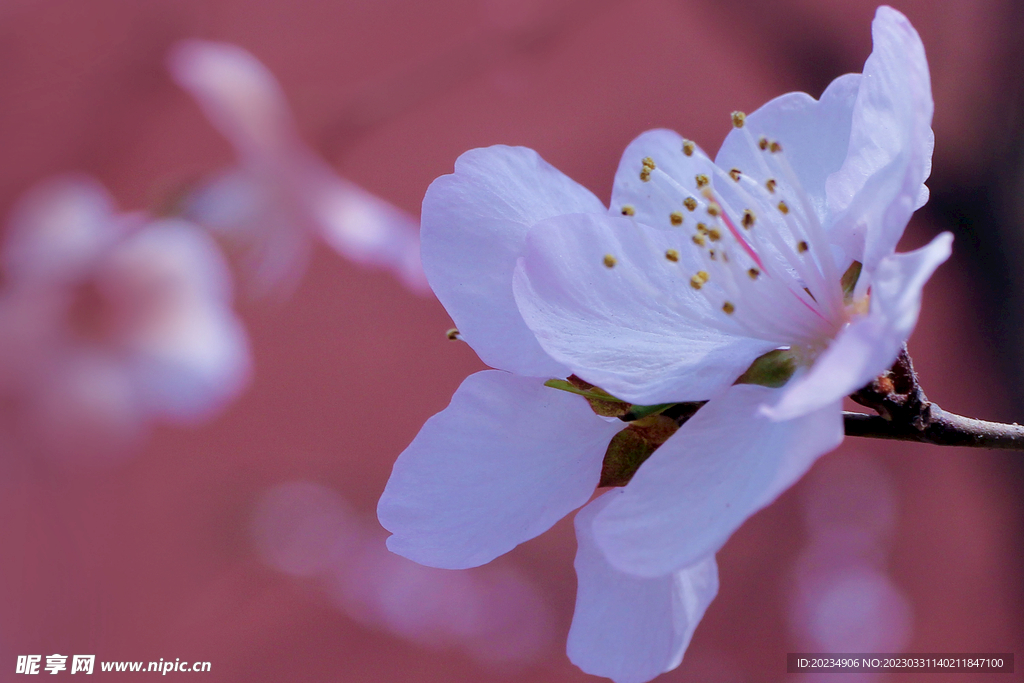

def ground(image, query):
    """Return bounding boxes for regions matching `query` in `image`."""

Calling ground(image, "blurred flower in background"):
[787,451,913,682]
[0,174,250,463]
[167,40,429,298]
[253,481,554,667]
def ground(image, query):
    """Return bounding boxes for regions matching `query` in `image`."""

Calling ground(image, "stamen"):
[696,223,709,235]
[729,168,742,182]
[709,249,717,261]
[690,274,705,289]
[707,228,722,242]
[640,169,651,182]
[692,234,706,247]
[731,111,746,128]
[765,179,777,193]
[642,157,656,170]
[665,249,680,262]
[446,328,461,341]
[748,268,760,279]
[741,209,756,229]
[797,241,809,253]
[621,205,635,216]
[758,136,769,150]
[769,141,782,153]
[706,202,721,217]
[777,201,789,214]
[682,140,695,156]
[684,197,698,211]
[695,174,709,189]
[603,254,617,268]
[722,301,735,314]
[670,211,684,226]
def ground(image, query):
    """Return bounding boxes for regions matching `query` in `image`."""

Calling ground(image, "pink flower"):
[0,175,250,461]
[380,6,946,682]
[168,40,429,296]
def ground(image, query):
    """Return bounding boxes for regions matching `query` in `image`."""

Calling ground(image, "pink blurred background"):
[1,0,1022,680]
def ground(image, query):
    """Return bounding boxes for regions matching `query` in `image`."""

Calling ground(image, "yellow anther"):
[765,178,777,194]
[741,209,755,229]
[695,174,709,188]
[729,168,742,182]
[689,275,703,290]
[748,268,760,280]
[640,169,651,182]
[446,328,461,341]
[642,156,656,170]
[797,241,809,253]
[696,223,709,235]
[697,270,709,283]
[683,197,698,211]
[777,200,790,215]
[758,137,769,150]
[665,249,680,262]
[706,202,721,217]
[682,140,695,156]
[621,205,635,216]
[603,254,617,268]
[770,141,782,153]
[709,249,717,261]
[669,211,684,226]
[692,234,706,247]
[731,111,746,128]
[722,301,735,314]
[707,228,721,242]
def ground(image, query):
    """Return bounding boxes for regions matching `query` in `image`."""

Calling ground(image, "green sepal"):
[544,377,676,420]
[599,415,679,487]
[735,348,797,388]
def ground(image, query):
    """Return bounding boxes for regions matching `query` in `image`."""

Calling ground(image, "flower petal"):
[421,146,604,377]
[567,491,718,683]
[108,219,252,422]
[168,40,299,159]
[377,370,622,569]
[609,129,719,231]
[715,73,861,227]
[594,383,843,577]
[766,231,952,420]
[826,6,934,269]
[513,212,776,404]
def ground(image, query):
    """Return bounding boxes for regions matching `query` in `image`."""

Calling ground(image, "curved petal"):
[609,129,719,231]
[594,384,843,577]
[168,40,299,159]
[378,370,622,570]
[767,231,952,420]
[421,146,604,377]
[513,212,776,404]
[715,73,861,227]
[826,6,934,269]
[106,219,252,422]
[567,491,718,683]
[4,174,125,284]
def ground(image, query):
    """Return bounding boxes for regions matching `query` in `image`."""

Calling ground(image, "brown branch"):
[845,344,1024,450]
[844,409,1024,449]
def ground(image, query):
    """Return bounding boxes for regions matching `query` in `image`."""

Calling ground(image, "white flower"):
[167,40,429,296]
[0,175,250,461]
[379,6,947,682]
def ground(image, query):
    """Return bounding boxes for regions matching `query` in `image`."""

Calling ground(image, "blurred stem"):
[847,344,1024,450]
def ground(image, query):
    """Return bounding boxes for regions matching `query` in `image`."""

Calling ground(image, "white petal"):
[107,219,252,422]
[421,146,604,377]
[568,492,718,683]
[609,129,718,231]
[594,384,843,577]
[715,73,861,227]
[168,40,298,158]
[513,212,776,404]
[377,370,622,569]
[826,7,934,269]
[766,232,952,421]
[4,174,125,284]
